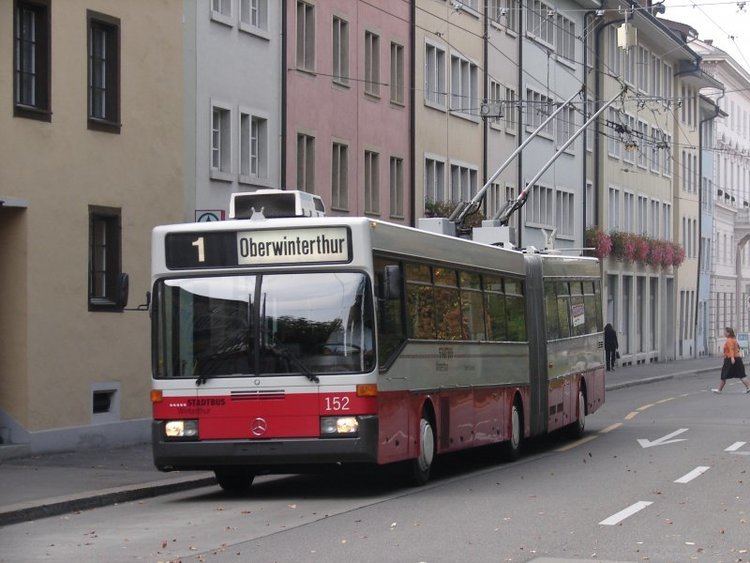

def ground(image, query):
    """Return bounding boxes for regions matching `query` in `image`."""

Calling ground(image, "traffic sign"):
[195,209,225,222]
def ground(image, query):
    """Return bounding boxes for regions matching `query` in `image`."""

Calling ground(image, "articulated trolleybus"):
[151,190,605,491]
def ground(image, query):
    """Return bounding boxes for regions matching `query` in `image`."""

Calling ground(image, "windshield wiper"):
[262,344,320,384]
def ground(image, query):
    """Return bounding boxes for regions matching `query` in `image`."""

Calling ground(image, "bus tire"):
[214,468,255,492]
[406,415,435,486]
[568,389,587,439]
[500,402,522,462]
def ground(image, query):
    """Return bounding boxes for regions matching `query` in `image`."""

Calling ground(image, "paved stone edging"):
[605,366,717,391]
[0,473,215,527]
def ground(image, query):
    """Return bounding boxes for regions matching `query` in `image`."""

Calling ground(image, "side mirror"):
[383,265,402,301]
[116,273,129,309]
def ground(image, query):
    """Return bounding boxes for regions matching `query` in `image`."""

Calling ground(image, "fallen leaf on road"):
[161,541,167,549]
[288,504,297,509]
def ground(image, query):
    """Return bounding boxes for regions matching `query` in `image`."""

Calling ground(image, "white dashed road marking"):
[674,466,711,484]
[599,501,653,526]
[726,441,747,452]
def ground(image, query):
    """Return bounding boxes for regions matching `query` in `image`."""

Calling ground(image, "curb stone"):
[0,473,215,527]
[605,366,717,391]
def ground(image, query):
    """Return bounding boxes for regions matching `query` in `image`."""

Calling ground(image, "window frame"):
[364,149,380,215]
[13,0,51,121]
[88,205,123,312]
[389,156,405,219]
[364,29,381,98]
[240,0,270,38]
[296,0,316,73]
[424,39,447,110]
[331,140,349,211]
[86,10,121,134]
[210,100,233,181]
[332,15,349,86]
[238,107,270,186]
[390,41,405,106]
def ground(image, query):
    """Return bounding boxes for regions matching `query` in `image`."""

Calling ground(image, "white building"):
[694,39,750,352]
[519,0,598,251]
[183,0,282,221]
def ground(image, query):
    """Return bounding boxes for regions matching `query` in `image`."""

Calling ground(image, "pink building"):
[284,0,412,224]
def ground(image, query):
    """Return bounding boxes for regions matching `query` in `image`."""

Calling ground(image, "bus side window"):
[460,271,485,341]
[571,292,587,337]
[544,281,560,340]
[374,257,406,367]
[505,279,527,341]
[434,268,462,341]
[556,282,571,338]
[484,275,507,341]
[405,263,436,339]
[583,282,596,334]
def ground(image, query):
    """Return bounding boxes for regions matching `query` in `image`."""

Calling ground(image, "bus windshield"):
[154,273,374,379]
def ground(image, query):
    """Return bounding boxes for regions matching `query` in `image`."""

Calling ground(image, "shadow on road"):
[166,432,569,504]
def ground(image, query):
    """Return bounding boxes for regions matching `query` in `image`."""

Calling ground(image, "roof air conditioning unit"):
[229,189,326,219]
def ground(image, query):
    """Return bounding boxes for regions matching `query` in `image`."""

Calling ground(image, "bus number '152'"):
[324,396,350,411]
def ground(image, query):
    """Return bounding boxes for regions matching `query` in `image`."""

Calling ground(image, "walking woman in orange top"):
[713,327,750,394]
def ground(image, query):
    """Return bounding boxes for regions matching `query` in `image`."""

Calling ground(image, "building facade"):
[697,94,723,357]
[593,7,702,365]
[694,39,750,353]
[519,0,596,251]
[0,0,183,452]
[184,0,282,221]
[285,0,412,223]
[414,0,484,222]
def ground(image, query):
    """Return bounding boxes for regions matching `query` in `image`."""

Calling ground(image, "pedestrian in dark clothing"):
[604,323,618,372]
[712,327,750,394]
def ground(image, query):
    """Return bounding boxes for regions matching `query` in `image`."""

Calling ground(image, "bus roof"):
[151,216,596,278]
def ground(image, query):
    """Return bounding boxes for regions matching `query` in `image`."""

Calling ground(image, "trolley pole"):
[495,86,627,227]
[449,87,584,226]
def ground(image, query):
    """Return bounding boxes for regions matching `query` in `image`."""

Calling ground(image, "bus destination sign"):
[165,227,351,269]
[237,227,350,265]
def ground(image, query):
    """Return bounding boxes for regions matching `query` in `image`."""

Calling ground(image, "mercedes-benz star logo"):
[251,417,267,437]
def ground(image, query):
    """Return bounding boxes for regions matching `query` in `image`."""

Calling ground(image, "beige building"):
[0,0,183,453]
[594,7,716,364]
[415,0,485,219]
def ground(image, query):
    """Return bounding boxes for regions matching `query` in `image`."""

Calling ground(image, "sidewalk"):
[0,356,722,526]
[604,356,719,390]
[0,443,213,526]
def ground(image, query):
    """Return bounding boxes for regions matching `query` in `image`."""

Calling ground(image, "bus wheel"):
[214,468,255,493]
[407,416,435,486]
[500,403,522,461]
[568,389,586,439]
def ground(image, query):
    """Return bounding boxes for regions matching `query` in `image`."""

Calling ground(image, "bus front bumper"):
[152,415,378,471]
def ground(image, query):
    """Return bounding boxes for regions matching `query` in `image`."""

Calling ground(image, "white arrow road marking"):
[637,428,689,448]
[599,501,653,526]
[726,441,747,452]
[674,466,711,484]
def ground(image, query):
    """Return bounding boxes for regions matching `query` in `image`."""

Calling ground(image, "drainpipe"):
[409,0,416,227]
[516,0,524,247]
[582,10,595,238]
[280,0,287,189]
[696,97,722,356]
[483,1,489,200]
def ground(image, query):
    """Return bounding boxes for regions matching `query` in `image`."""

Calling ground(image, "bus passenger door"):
[524,256,548,437]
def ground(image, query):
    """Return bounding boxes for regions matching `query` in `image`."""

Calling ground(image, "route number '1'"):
[192,237,205,263]
[324,396,350,412]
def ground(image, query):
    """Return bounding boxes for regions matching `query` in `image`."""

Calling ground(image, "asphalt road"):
[2,372,749,563]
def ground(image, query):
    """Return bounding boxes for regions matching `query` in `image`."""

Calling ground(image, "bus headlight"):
[164,420,198,439]
[320,416,359,436]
